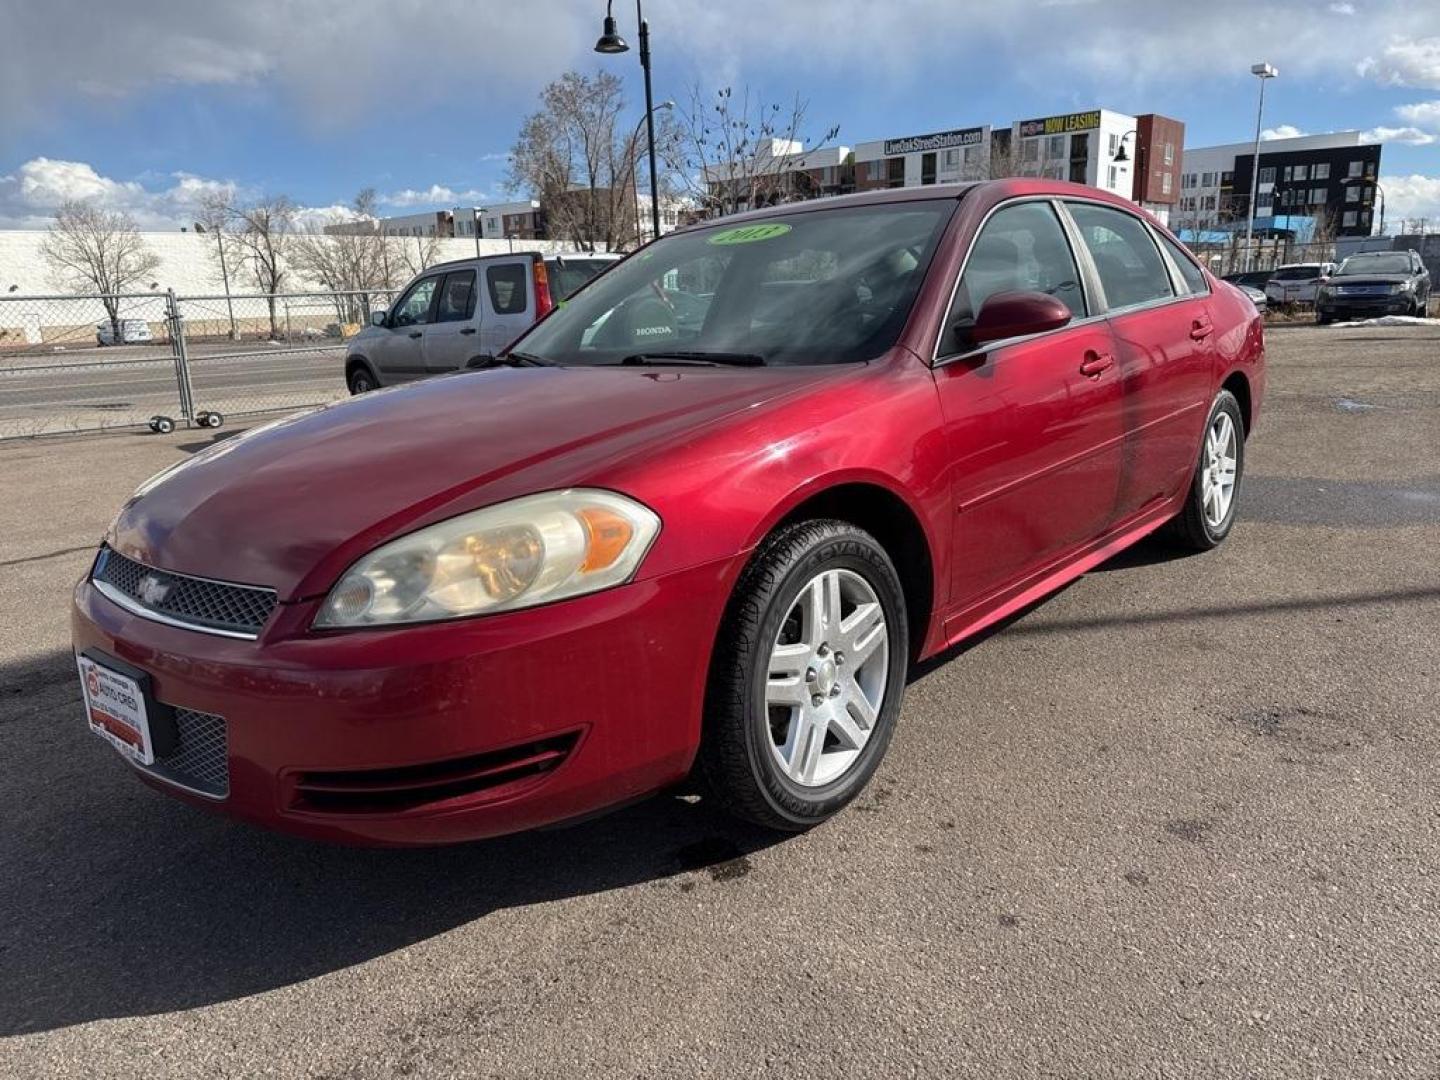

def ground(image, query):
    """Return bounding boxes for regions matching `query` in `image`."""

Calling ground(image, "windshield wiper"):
[491,350,553,367]
[619,351,766,368]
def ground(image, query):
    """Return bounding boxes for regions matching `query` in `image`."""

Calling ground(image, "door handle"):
[459,327,477,335]
[408,331,423,339]
[1189,319,1213,341]
[1079,350,1114,378]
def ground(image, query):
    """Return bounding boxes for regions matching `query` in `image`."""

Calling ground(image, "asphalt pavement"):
[1,324,1438,1078]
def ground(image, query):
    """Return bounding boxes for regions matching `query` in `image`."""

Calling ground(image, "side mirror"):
[970,290,1072,346]
[370,309,388,327]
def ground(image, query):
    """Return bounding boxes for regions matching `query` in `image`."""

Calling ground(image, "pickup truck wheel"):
[347,365,377,394]
[1168,389,1245,552]
[699,519,908,831]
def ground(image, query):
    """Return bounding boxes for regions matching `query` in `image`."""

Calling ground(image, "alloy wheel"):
[1201,411,1238,528]
[764,568,889,787]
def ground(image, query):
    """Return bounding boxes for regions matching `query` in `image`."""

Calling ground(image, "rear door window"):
[486,264,530,315]
[1066,202,1175,310]
[1156,233,1208,294]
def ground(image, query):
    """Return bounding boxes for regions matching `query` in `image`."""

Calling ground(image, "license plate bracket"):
[77,648,178,763]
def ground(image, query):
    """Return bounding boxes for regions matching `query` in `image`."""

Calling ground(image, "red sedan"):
[72,180,1264,845]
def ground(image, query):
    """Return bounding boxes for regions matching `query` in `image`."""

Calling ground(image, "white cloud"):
[1329,2,1355,14]
[1380,173,1440,229]
[381,185,489,209]
[0,157,359,231]
[0,158,239,230]
[1357,37,1440,89]
[1395,100,1440,128]
[1361,125,1437,144]
[1261,125,1308,141]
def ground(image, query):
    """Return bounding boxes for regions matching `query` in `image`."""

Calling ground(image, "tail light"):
[532,256,554,320]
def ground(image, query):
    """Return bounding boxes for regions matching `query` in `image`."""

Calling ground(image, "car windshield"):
[516,200,956,367]
[1336,254,1412,276]
[549,258,615,299]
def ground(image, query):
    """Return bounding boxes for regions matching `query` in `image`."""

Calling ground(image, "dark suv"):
[1315,250,1432,324]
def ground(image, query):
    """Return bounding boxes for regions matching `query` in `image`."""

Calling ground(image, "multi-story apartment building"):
[852,125,991,191]
[1178,131,1382,237]
[453,201,546,240]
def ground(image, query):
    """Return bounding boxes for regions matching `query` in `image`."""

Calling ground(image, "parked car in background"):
[1314,250,1432,323]
[1221,270,1274,290]
[1233,283,1268,313]
[344,252,621,393]
[1264,262,1335,306]
[96,319,154,346]
[74,179,1264,845]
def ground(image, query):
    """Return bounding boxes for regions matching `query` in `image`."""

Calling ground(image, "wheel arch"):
[1220,368,1252,434]
[761,478,937,663]
[345,354,376,379]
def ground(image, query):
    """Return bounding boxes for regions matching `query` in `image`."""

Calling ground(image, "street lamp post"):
[596,0,661,245]
[627,101,673,246]
[472,207,485,259]
[1243,62,1278,272]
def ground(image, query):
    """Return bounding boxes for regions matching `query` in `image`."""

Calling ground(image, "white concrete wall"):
[0,230,595,298]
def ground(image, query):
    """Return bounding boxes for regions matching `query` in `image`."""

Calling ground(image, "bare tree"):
[38,201,161,342]
[289,189,394,323]
[387,230,443,279]
[659,86,838,220]
[226,195,296,338]
[194,190,239,339]
[507,70,637,251]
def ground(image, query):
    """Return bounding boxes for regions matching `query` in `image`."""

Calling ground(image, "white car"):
[96,319,154,346]
[1264,263,1336,305]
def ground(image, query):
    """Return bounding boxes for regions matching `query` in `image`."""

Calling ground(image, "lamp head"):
[595,15,629,54]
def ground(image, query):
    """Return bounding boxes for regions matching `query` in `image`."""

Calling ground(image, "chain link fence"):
[0,290,393,440]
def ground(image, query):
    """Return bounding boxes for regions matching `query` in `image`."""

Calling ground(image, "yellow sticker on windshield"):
[707,223,792,245]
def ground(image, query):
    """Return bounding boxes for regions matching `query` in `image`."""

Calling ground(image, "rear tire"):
[1168,389,1245,552]
[699,519,909,831]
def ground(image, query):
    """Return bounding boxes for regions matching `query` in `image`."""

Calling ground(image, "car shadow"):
[0,649,781,1037]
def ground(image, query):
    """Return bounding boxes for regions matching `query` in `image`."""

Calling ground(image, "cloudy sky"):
[1,0,1438,229]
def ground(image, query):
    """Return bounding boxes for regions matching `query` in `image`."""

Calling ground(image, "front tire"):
[699,519,909,831]
[347,365,377,394]
[1169,390,1245,551]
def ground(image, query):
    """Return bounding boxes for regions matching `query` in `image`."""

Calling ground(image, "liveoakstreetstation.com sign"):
[1017,110,1102,138]
[882,127,986,156]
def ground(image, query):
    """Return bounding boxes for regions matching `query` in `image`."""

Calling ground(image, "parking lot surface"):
[2,324,1438,1078]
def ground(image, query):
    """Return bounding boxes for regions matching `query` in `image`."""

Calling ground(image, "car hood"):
[108,366,839,600]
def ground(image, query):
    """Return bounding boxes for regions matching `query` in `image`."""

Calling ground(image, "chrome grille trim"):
[91,547,276,640]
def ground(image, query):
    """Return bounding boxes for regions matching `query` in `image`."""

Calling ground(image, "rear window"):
[516,200,956,367]
[486,264,529,314]
[1272,267,1323,281]
[549,258,614,299]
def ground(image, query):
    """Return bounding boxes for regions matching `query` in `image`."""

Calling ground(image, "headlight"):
[314,489,661,628]
[1395,281,1415,293]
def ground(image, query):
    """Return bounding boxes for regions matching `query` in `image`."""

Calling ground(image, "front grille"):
[147,707,229,798]
[291,732,580,814]
[93,546,277,638]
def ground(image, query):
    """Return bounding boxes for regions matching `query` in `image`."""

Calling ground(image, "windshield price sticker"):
[707,223,793,246]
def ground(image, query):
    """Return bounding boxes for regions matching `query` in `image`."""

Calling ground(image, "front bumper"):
[71,554,738,845]
[1317,294,1413,317]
